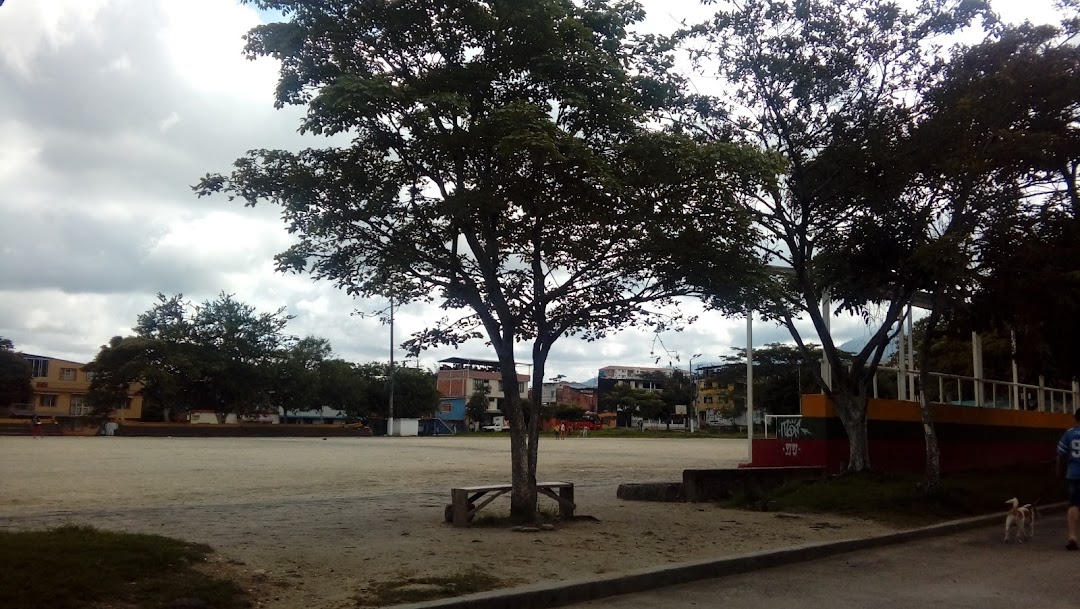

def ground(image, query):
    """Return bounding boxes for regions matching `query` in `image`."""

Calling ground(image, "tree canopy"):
[197,0,773,520]
[676,0,1002,470]
[0,337,32,410]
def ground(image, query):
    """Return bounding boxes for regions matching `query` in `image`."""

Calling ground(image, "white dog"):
[1004,498,1035,542]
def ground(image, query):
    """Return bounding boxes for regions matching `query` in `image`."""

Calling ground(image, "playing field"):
[0,436,894,608]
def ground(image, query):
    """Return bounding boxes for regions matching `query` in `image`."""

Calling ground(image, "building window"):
[39,394,58,408]
[60,368,77,381]
[117,398,132,410]
[519,383,526,393]
[472,379,488,392]
[440,402,452,413]
[85,371,96,382]
[70,394,90,415]
[26,358,49,378]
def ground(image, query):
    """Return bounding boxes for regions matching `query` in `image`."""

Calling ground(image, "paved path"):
[570,515,1079,609]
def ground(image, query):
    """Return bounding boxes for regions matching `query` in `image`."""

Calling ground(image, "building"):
[14,353,143,428]
[694,364,736,427]
[556,383,598,411]
[596,363,672,426]
[433,397,467,434]
[436,357,529,429]
[597,365,672,381]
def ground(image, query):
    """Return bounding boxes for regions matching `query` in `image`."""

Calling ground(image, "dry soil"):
[0,435,897,608]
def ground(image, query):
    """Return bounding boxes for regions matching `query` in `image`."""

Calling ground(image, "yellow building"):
[696,365,736,427]
[18,354,143,423]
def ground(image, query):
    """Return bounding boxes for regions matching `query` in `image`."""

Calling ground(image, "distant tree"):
[600,383,667,421]
[0,337,32,409]
[85,336,145,419]
[660,370,693,413]
[269,336,332,421]
[197,0,770,521]
[362,365,441,419]
[710,343,824,417]
[554,404,586,421]
[319,359,371,419]
[87,293,298,422]
[466,389,489,429]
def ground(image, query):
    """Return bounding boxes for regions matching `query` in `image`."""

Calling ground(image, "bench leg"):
[559,485,575,520]
[451,488,470,527]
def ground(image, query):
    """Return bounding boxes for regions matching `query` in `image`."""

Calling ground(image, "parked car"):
[480,423,506,432]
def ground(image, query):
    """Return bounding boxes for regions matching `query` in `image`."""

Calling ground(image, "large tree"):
[197,0,770,520]
[269,336,333,421]
[680,0,989,470]
[363,366,442,419]
[87,293,300,422]
[951,18,1080,389]
[0,337,32,410]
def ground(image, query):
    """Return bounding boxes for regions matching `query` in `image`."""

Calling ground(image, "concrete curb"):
[393,502,1068,609]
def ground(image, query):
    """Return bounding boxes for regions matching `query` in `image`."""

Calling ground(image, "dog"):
[1004,498,1036,542]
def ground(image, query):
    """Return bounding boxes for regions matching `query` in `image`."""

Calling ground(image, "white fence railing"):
[873,366,1078,413]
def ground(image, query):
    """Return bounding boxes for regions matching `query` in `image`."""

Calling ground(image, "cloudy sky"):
[0,0,1055,383]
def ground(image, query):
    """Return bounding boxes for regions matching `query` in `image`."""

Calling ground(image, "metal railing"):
[872,366,1078,413]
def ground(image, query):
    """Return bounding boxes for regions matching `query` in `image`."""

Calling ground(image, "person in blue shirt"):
[1056,408,1080,551]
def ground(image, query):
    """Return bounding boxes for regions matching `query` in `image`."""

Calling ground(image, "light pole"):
[387,297,395,437]
[689,353,702,433]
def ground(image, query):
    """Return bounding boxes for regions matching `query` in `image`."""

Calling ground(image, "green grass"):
[0,524,250,609]
[357,568,507,606]
[724,466,1060,526]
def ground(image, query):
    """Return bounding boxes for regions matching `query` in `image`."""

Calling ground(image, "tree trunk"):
[833,392,871,471]
[526,346,548,520]
[162,406,171,423]
[918,304,944,491]
[500,359,535,524]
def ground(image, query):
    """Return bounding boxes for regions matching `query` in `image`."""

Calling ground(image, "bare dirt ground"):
[0,436,897,608]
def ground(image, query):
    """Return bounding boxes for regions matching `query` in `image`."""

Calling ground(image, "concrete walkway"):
[568,515,1078,609]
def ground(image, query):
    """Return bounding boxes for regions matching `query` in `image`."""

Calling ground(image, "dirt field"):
[0,436,897,608]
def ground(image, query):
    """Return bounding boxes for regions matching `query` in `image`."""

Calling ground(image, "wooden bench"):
[446,481,575,527]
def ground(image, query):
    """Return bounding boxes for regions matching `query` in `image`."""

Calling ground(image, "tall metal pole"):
[388,298,395,436]
[746,312,754,463]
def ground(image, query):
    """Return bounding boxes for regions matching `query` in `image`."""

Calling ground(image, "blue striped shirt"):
[1057,426,1080,480]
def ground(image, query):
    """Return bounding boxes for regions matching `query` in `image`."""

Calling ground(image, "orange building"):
[436,357,529,413]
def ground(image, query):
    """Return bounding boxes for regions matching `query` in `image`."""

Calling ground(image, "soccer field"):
[1,435,747,513]
[0,436,892,608]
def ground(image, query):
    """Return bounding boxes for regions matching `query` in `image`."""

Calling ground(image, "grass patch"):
[357,568,507,606]
[725,466,1060,526]
[0,524,250,609]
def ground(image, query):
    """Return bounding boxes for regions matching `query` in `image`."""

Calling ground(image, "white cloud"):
[0,0,1044,386]
[158,111,181,132]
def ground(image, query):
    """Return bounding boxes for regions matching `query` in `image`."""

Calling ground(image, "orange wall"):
[801,393,1074,430]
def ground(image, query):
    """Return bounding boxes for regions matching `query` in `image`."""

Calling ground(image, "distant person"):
[31,415,42,439]
[1056,407,1080,551]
